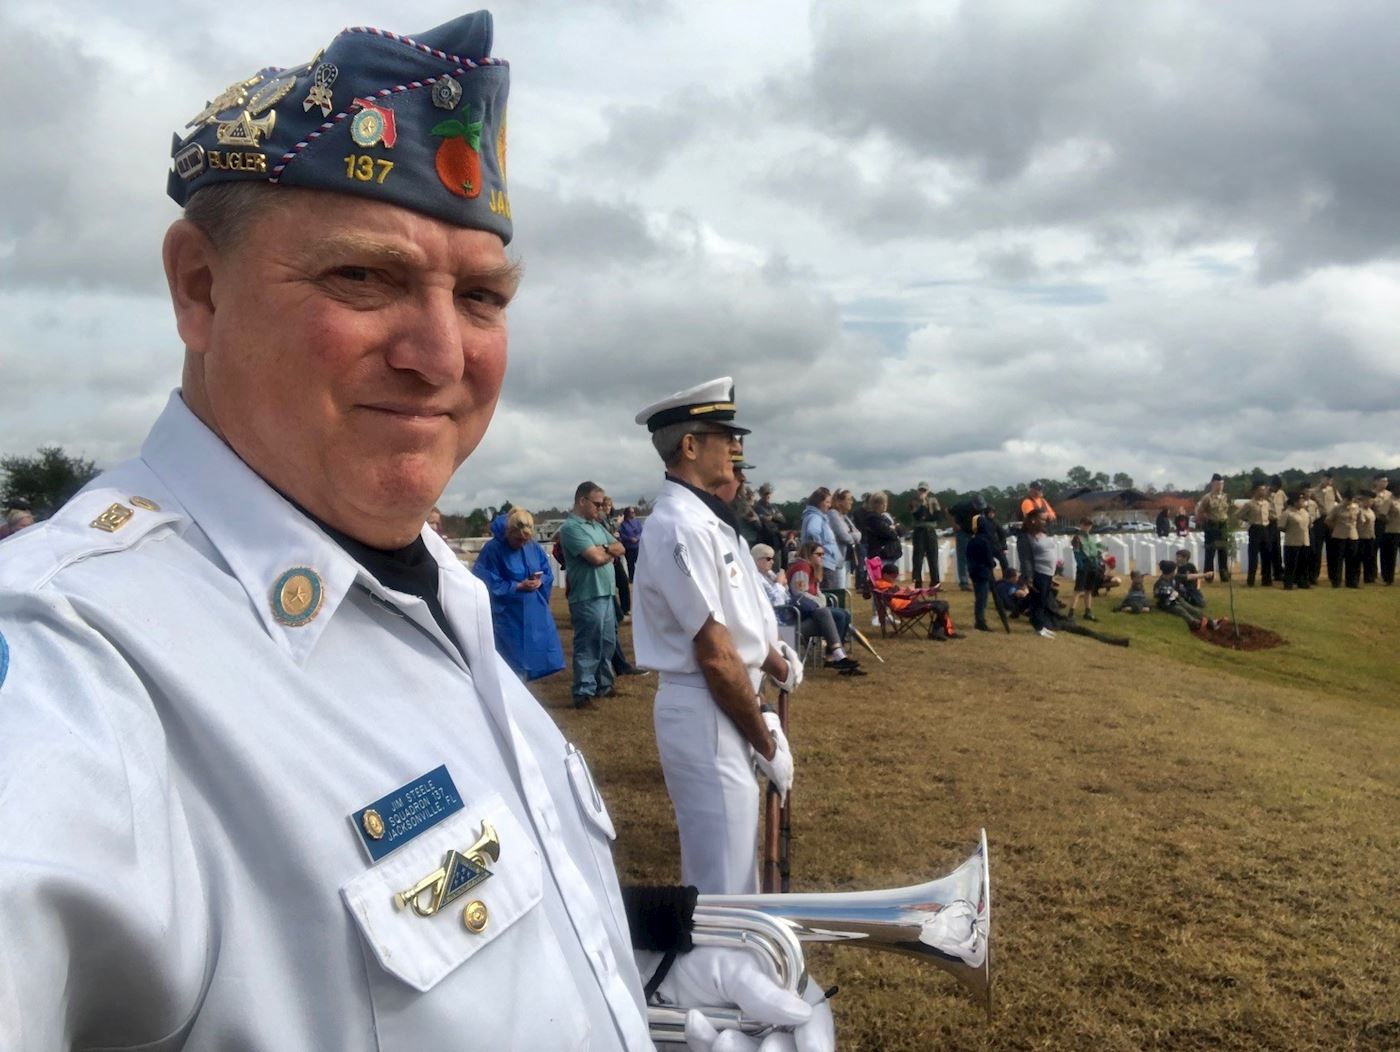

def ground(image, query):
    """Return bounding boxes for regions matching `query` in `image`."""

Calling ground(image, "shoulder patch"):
[0,631,8,690]
[673,542,692,577]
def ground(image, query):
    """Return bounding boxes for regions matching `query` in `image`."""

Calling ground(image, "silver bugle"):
[649,829,992,1043]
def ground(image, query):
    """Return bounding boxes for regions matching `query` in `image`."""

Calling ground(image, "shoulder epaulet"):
[0,473,184,593]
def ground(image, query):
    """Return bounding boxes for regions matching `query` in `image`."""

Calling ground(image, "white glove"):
[754,713,793,803]
[652,946,834,1052]
[772,642,803,693]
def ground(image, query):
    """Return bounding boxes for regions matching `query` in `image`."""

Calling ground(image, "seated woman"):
[785,541,863,675]
[472,508,566,681]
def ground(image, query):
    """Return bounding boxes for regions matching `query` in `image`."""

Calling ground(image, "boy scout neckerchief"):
[309,513,466,661]
[664,473,741,535]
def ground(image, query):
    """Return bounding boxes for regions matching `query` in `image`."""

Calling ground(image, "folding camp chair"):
[867,557,945,638]
[775,604,823,669]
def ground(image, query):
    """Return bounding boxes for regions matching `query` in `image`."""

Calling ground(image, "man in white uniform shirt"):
[632,379,802,896]
[0,14,833,1051]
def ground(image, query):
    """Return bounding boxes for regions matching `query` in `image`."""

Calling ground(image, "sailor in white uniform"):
[631,379,802,895]
[0,15,832,1051]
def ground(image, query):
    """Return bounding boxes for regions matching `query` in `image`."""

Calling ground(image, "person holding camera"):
[473,508,566,681]
[909,482,943,588]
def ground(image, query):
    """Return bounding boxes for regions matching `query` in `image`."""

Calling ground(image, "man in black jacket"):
[909,482,943,588]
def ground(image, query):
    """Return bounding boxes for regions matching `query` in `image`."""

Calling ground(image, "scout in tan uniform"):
[1280,492,1313,590]
[1241,485,1274,587]
[1267,475,1287,582]
[1194,473,1233,581]
[1302,486,1324,585]
[1356,493,1377,584]
[1373,474,1399,585]
[1326,492,1361,588]
[1317,472,1341,584]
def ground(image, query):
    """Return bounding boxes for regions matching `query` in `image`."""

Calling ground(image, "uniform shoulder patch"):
[673,542,692,577]
[0,631,8,690]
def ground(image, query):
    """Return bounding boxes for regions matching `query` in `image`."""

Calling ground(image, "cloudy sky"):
[4,0,1399,512]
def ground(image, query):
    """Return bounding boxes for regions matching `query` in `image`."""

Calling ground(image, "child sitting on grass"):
[1114,571,1151,613]
[1173,548,1212,607]
[993,567,1030,618]
[1153,559,1224,631]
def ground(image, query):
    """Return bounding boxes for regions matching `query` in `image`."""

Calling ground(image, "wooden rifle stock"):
[761,689,791,893]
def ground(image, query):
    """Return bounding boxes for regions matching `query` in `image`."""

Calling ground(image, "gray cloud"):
[762,1,1400,276]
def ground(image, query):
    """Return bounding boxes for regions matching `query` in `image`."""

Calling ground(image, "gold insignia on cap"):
[129,496,160,511]
[271,567,324,627]
[361,808,385,840]
[186,75,261,129]
[217,110,276,148]
[91,503,134,533]
[247,75,297,116]
[462,899,488,933]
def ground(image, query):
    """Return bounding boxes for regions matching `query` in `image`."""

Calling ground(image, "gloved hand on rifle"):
[769,641,803,693]
[753,708,793,803]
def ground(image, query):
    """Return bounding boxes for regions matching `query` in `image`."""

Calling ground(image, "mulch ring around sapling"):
[1198,620,1285,651]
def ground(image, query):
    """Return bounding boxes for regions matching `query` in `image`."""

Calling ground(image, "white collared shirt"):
[0,393,651,1050]
[632,479,777,675]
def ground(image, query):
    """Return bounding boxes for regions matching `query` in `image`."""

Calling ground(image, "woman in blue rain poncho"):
[472,508,565,681]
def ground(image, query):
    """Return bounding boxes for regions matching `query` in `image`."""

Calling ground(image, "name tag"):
[351,765,464,863]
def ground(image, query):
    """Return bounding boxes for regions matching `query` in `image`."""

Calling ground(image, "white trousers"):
[653,675,760,895]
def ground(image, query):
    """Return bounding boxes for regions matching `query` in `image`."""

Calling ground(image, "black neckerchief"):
[665,473,741,534]
[304,511,466,660]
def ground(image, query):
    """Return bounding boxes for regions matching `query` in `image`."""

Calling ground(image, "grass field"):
[532,578,1399,1050]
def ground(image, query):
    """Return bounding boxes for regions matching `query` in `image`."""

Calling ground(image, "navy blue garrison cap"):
[168,11,511,242]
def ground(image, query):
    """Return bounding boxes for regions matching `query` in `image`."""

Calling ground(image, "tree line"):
[5,448,1393,534]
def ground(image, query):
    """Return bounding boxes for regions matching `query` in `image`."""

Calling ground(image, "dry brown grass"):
[534,582,1400,1050]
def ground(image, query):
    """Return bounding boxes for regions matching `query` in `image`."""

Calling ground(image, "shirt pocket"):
[341,793,542,993]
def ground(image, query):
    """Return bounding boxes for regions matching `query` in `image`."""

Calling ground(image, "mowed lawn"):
[529,578,1400,1051]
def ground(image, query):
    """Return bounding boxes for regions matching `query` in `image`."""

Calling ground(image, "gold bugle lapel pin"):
[393,820,499,919]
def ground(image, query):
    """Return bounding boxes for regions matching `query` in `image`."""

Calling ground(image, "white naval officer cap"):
[634,377,751,435]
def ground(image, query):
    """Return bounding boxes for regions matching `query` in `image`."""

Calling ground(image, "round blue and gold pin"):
[271,567,324,627]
